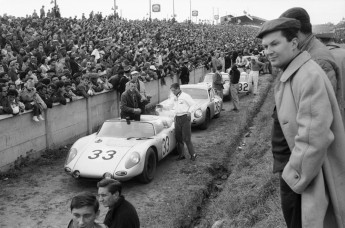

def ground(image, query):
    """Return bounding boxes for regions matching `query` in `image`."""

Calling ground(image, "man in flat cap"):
[258,17,345,228]
[280,7,344,119]
[316,28,345,128]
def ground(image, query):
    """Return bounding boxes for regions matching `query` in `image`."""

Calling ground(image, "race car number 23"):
[162,136,170,156]
[88,150,116,160]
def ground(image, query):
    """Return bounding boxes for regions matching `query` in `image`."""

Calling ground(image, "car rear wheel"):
[199,109,210,130]
[138,148,157,183]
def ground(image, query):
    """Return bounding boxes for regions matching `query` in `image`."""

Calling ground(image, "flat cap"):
[256,17,301,39]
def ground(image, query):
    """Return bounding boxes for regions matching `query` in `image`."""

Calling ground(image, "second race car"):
[157,84,222,130]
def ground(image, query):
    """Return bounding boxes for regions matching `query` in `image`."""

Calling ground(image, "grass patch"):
[195,84,285,228]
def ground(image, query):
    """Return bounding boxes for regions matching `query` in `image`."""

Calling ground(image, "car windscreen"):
[203,74,213,83]
[181,88,208,99]
[97,121,155,138]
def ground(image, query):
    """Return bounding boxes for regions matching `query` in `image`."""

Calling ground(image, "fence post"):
[157,79,161,103]
[117,92,120,118]
[86,97,92,134]
[45,109,52,149]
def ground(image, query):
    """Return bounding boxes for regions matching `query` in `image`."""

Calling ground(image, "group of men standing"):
[257,7,345,228]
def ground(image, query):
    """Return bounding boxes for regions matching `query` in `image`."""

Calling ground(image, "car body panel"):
[64,115,176,181]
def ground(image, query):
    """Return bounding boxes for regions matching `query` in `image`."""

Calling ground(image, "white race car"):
[64,115,176,183]
[157,84,222,130]
[199,72,231,100]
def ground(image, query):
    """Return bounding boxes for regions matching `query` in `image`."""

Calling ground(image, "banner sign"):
[152,4,161,12]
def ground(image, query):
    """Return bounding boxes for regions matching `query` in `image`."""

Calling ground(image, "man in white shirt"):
[162,83,198,161]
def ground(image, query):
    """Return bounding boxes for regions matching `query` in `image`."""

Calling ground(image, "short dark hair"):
[280,7,312,34]
[281,28,299,42]
[170,83,180,90]
[70,192,99,213]
[97,179,122,195]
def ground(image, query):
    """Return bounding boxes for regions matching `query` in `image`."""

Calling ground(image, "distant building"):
[221,14,266,27]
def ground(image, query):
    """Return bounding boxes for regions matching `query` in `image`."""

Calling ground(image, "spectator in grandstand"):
[258,17,345,228]
[179,59,190,85]
[19,79,44,122]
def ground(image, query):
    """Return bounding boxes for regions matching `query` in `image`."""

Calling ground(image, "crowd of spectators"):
[0,9,263,121]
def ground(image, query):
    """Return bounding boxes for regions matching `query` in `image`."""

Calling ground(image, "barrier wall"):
[0,66,208,171]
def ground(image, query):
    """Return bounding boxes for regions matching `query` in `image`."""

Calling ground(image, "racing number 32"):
[239,83,249,92]
[162,136,170,156]
[88,150,116,160]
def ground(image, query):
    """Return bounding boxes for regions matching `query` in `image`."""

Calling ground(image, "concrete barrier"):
[0,66,208,171]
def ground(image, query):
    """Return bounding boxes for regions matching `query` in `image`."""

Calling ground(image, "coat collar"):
[280,51,311,83]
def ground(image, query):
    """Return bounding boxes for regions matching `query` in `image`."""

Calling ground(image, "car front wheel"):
[138,148,157,183]
[199,109,210,130]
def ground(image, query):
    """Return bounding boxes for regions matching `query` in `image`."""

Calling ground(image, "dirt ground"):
[0,75,273,228]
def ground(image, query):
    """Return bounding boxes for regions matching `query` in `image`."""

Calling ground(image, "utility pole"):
[189,0,191,22]
[149,0,152,21]
[173,0,175,19]
[113,0,116,19]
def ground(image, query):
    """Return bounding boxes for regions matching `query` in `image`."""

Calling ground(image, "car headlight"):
[194,109,202,118]
[125,152,140,169]
[65,148,78,165]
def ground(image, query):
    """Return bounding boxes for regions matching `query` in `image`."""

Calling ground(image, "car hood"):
[73,137,143,177]
[193,99,208,108]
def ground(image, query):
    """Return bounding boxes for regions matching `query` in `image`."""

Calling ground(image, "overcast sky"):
[0,0,344,24]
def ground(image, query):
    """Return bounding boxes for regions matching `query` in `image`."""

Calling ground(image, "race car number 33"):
[88,150,116,160]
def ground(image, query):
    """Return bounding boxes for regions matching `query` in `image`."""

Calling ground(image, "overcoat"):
[274,51,345,228]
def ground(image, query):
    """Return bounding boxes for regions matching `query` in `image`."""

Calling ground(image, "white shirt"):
[165,92,196,116]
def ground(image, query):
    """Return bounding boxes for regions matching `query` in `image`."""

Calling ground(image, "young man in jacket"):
[97,179,140,228]
[258,18,345,228]
[68,192,106,228]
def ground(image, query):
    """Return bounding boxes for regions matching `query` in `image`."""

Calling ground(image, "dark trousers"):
[175,114,195,157]
[280,173,302,228]
[24,101,40,116]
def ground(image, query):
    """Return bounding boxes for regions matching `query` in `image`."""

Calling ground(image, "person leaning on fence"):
[257,17,345,228]
[179,59,190,85]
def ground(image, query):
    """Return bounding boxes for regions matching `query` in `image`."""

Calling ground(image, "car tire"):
[214,109,221,118]
[199,109,210,130]
[138,148,157,183]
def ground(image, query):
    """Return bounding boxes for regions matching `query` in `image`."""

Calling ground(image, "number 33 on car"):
[64,115,176,183]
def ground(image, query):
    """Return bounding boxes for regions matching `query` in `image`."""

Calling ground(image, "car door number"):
[88,150,116,160]
[215,101,221,113]
[239,82,249,92]
[162,136,170,156]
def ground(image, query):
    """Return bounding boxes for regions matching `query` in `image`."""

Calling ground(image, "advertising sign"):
[152,4,161,12]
